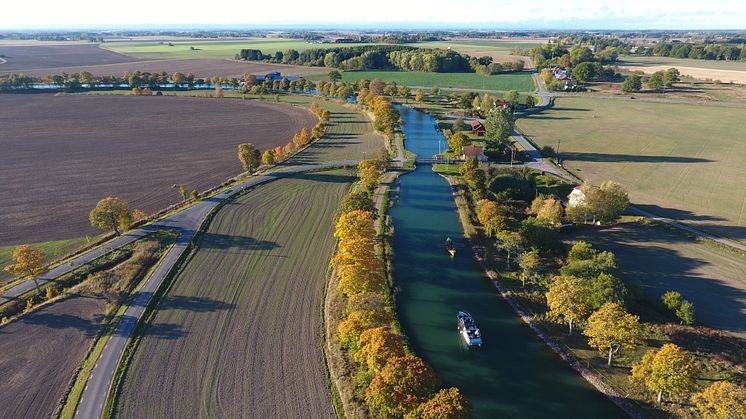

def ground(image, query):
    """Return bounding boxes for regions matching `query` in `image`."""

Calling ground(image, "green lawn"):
[518,97,746,242]
[330,70,535,91]
[102,39,382,60]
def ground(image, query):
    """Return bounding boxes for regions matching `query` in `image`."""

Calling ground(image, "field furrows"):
[116,171,352,418]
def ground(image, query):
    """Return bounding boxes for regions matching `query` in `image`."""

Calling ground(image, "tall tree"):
[546,275,592,335]
[647,71,665,91]
[3,245,47,294]
[585,181,629,223]
[406,387,471,419]
[621,74,642,92]
[328,70,342,82]
[584,302,641,365]
[355,327,407,373]
[484,106,515,146]
[518,248,540,288]
[366,356,440,417]
[630,343,698,403]
[237,143,261,172]
[89,196,132,236]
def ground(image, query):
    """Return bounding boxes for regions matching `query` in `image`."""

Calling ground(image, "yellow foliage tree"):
[355,327,407,373]
[545,275,592,335]
[406,387,470,419]
[3,244,47,294]
[366,356,440,417]
[89,196,132,236]
[537,198,564,225]
[584,302,641,365]
[630,343,698,403]
[476,199,508,237]
[692,381,746,419]
[338,308,392,347]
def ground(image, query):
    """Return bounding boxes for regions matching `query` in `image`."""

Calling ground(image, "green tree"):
[647,71,665,91]
[692,381,746,419]
[630,343,698,403]
[572,62,596,83]
[520,217,559,252]
[328,69,342,82]
[663,68,680,88]
[585,181,629,223]
[584,302,641,365]
[447,131,470,155]
[504,90,520,109]
[525,95,536,108]
[676,300,696,325]
[339,191,377,216]
[496,230,523,270]
[237,143,261,172]
[484,106,515,145]
[89,196,132,236]
[621,74,642,92]
[546,275,592,335]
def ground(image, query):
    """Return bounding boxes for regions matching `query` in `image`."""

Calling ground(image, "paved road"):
[62,160,357,419]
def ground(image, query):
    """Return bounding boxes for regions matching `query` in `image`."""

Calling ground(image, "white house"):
[567,186,586,207]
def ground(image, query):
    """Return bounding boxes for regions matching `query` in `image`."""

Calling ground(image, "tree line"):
[332,154,470,418]
[637,42,746,62]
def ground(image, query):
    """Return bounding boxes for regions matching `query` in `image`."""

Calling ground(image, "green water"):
[389,106,626,418]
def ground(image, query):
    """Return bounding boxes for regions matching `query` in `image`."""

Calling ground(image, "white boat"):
[457,311,482,347]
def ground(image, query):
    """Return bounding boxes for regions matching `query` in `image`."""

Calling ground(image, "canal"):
[389,105,626,418]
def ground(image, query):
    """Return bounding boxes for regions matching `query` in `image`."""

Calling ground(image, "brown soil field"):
[1,58,326,79]
[0,94,316,246]
[570,223,746,338]
[0,294,106,418]
[116,171,350,418]
[0,44,137,72]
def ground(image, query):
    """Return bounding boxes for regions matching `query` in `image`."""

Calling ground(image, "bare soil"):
[0,94,316,245]
[1,57,325,78]
[0,294,106,419]
[0,44,137,72]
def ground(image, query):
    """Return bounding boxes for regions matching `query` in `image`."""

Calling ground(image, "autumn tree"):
[415,89,425,103]
[447,131,470,155]
[89,196,132,236]
[532,197,564,225]
[338,294,392,346]
[366,356,440,417]
[237,143,261,172]
[3,245,47,294]
[691,381,746,419]
[584,302,641,365]
[630,343,698,403]
[585,181,629,223]
[339,190,377,216]
[358,159,384,194]
[333,210,384,297]
[496,230,523,269]
[546,275,592,335]
[476,199,508,237]
[261,149,276,166]
[518,248,540,288]
[132,209,148,222]
[406,387,471,419]
[355,327,407,373]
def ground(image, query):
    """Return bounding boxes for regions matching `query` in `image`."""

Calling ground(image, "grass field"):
[329,70,535,91]
[518,96,746,242]
[115,170,352,418]
[102,38,378,60]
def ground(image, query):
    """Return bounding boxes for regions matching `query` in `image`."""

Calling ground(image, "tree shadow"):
[560,152,713,164]
[632,204,725,222]
[159,295,236,313]
[199,232,279,251]
[16,311,105,338]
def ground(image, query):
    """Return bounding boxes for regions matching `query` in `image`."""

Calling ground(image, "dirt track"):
[0,44,137,72]
[0,294,105,419]
[0,94,316,245]
[115,171,351,418]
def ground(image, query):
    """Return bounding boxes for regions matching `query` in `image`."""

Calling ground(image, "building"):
[493,100,511,108]
[462,145,488,162]
[469,120,485,136]
[567,186,586,207]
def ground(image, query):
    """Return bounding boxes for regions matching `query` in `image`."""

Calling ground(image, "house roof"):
[462,145,484,156]
[469,120,484,128]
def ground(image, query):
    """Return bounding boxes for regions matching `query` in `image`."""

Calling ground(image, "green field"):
[518,97,746,242]
[329,70,535,91]
[115,169,352,418]
[103,38,379,60]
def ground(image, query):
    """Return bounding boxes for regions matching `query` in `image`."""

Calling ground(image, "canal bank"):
[389,105,626,418]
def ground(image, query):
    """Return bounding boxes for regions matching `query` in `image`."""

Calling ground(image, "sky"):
[1,0,745,30]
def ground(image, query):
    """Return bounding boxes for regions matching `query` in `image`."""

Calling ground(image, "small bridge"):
[414,158,451,164]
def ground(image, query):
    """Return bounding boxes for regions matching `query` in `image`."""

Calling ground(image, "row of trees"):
[621,68,680,93]
[642,42,746,62]
[333,157,470,418]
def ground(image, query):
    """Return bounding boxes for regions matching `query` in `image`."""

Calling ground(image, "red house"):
[469,120,485,136]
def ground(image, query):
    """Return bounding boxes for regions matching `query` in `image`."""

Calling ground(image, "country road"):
[56,160,358,419]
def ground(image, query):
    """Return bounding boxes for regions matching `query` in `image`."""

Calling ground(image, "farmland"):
[619,55,746,84]
[0,237,90,286]
[0,43,136,72]
[115,170,352,418]
[103,38,377,60]
[0,94,316,245]
[331,70,536,91]
[419,38,545,64]
[518,96,746,242]
[569,222,746,338]
[1,58,326,79]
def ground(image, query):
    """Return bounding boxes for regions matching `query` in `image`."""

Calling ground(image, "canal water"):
[389,105,625,418]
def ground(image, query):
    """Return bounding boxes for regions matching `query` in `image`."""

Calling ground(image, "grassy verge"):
[57,231,177,419]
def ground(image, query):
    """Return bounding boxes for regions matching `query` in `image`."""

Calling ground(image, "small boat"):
[457,311,482,347]
[445,237,456,257]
